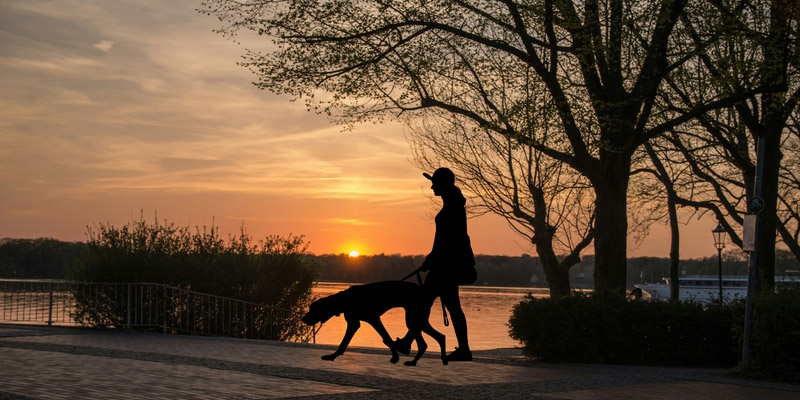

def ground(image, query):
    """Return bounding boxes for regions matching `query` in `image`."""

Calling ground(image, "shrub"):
[69,215,319,341]
[510,288,799,378]
[508,293,738,366]
[733,285,800,383]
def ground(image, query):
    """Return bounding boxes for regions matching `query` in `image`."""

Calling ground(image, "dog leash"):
[401,268,450,327]
[400,268,423,284]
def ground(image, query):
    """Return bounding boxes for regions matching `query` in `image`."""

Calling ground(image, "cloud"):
[324,218,379,226]
[93,40,113,52]
[0,0,461,255]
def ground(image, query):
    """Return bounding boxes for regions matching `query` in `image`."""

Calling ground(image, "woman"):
[419,167,476,362]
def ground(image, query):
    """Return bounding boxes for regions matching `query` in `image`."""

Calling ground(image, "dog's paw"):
[403,360,417,367]
[321,354,338,361]
[390,355,399,364]
[441,355,448,366]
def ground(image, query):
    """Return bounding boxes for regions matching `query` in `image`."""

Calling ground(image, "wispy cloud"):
[324,218,379,226]
[93,40,113,52]
[0,0,459,254]
[0,1,725,258]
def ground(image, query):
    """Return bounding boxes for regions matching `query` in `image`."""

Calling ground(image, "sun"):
[348,250,360,258]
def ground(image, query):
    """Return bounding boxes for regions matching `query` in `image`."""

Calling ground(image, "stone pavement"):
[0,324,798,399]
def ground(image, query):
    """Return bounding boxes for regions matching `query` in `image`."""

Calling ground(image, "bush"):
[69,215,319,341]
[733,285,800,383]
[508,293,738,366]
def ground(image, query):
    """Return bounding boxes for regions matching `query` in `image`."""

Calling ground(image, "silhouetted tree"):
[781,115,800,259]
[631,140,692,301]
[203,0,764,295]
[644,0,800,291]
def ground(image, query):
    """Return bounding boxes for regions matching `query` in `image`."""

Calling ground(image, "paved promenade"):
[1,324,798,399]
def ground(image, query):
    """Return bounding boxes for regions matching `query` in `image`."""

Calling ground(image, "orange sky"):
[0,1,726,259]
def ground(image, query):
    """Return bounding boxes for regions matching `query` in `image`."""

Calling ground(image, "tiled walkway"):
[0,324,797,399]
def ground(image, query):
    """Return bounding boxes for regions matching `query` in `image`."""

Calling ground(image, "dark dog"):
[301,281,447,366]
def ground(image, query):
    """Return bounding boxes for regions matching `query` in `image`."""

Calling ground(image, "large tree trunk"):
[645,141,681,301]
[777,221,800,263]
[667,193,681,301]
[530,211,572,298]
[750,0,792,292]
[528,180,578,298]
[591,154,631,296]
[754,120,782,293]
[538,248,570,298]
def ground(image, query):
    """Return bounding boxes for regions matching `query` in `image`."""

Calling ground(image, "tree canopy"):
[203,0,781,295]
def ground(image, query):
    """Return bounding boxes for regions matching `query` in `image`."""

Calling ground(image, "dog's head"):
[301,293,343,325]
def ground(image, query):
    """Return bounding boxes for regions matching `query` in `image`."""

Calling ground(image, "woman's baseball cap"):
[423,167,455,186]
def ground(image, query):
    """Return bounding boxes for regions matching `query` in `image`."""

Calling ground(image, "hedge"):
[509,293,737,366]
[509,287,799,383]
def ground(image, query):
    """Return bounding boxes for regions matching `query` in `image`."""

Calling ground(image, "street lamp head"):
[712,223,726,251]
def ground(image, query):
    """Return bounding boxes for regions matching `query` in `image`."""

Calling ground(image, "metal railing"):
[0,279,318,343]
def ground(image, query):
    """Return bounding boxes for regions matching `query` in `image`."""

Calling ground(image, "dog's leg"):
[366,318,400,364]
[394,331,414,356]
[404,334,427,366]
[394,311,420,355]
[401,307,425,366]
[421,323,448,366]
[322,318,360,361]
[394,335,413,355]
[397,290,437,357]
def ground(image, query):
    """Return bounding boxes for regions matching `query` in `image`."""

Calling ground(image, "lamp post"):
[712,223,726,305]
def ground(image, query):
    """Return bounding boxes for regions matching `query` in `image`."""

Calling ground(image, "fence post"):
[47,283,54,326]
[126,284,131,330]
[163,285,167,334]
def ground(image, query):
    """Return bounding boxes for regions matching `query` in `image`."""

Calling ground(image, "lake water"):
[0,281,549,350]
[311,282,549,350]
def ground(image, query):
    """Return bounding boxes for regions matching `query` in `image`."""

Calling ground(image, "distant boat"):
[635,275,800,304]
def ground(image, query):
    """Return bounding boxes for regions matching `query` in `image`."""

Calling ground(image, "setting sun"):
[348,250,360,258]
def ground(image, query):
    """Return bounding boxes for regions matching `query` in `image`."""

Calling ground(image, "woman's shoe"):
[446,347,472,362]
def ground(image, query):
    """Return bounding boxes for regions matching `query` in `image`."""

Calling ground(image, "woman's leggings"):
[433,283,470,350]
